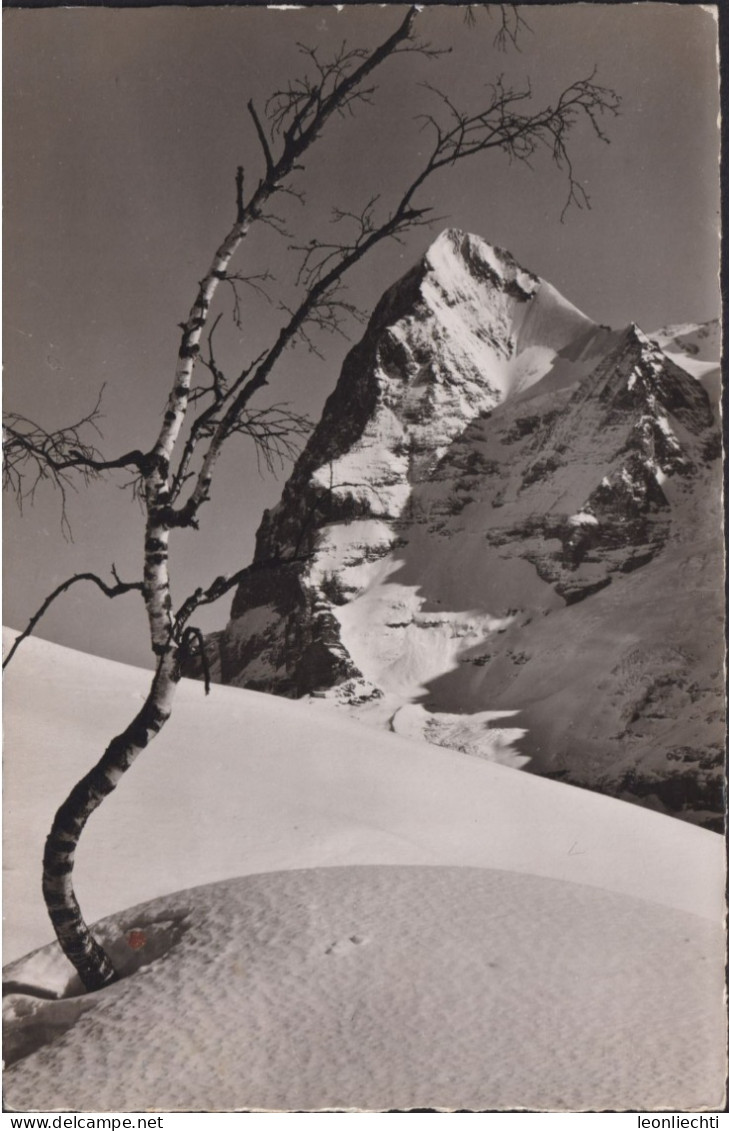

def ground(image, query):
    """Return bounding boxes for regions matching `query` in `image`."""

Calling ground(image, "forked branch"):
[3,567,144,670]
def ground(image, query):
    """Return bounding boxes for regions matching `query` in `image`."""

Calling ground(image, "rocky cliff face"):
[198,230,724,829]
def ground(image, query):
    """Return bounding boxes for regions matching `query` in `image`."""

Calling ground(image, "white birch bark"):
[42,653,179,990]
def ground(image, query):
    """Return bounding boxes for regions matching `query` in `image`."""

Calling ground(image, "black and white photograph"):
[3,1,725,1113]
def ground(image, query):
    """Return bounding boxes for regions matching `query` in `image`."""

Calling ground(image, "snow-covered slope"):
[5,870,725,1112]
[5,632,723,963]
[196,231,724,829]
[3,633,726,1110]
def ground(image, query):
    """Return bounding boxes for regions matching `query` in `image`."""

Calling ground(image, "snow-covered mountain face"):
[199,230,724,829]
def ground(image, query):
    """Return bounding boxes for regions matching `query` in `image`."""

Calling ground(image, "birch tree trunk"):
[37,125,251,993]
[41,652,180,990]
[28,6,619,993]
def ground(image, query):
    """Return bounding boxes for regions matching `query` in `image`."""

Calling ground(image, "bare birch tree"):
[3,6,619,990]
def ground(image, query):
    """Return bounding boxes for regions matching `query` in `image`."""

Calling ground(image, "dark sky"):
[4,3,720,668]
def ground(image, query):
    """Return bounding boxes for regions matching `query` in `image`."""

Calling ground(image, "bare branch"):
[235,166,245,224]
[3,394,146,539]
[163,51,618,545]
[168,399,311,528]
[168,340,272,508]
[247,99,275,180]
[462,5,533,49]
[179,626,211,693]
[146,9,423,529]
[228,402,312,476]
[173,529,321,642]
[409,71,620,220]
[200,312,228,398]
[3,392,144,477]
[492,5,533,52]
[3,568,144,669]
[264,9,421,151]
[222,270,274,329]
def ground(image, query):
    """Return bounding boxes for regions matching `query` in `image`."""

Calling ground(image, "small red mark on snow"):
[127,929,146,950]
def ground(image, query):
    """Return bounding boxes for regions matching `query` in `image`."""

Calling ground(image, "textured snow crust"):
[5,868,726,1112]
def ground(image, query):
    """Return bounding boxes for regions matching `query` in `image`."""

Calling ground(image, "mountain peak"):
[425,228,540,299]
[193,232,723,831]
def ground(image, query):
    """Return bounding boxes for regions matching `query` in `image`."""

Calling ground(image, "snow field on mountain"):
[650,319,720,363]
[3,632,725,1109]
[331,556,512,701]
[389,703,529,767]
[308,518,549,764]
[647,320,720,396]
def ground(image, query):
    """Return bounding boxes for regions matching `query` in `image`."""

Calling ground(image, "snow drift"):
[5,869,725,1112]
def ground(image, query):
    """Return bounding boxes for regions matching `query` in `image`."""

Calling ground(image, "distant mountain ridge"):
[195,230,724,829]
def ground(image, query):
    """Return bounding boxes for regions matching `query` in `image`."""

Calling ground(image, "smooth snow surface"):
[4,631,723,962]
[4,868,725,1112]
[3,632,726,1110]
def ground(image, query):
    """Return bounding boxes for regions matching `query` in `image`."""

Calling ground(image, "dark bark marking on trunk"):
[42,664,178,991]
